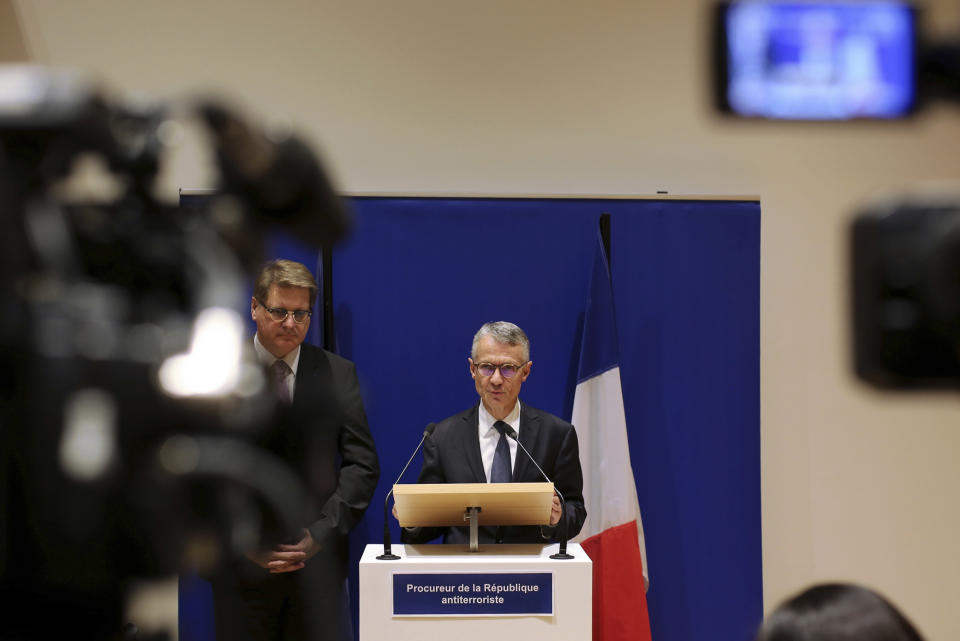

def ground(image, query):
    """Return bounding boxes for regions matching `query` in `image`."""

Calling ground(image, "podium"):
[362,482,590,640]
[360,543,592,641]
[393,482,555,551]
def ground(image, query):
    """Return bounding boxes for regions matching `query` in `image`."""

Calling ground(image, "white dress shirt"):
[478,400,521,482]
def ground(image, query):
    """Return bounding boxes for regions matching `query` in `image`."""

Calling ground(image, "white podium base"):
[360,543,592,641]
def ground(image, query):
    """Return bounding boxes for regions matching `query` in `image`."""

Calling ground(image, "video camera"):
[850,193,960,389]
[0,66,348,639]
[711,2,960,389]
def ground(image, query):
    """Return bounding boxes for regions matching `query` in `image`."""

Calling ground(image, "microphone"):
[503,426,574,560]
[377,422,436,560]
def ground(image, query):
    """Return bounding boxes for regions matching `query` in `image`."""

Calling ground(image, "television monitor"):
[713,1,919,120]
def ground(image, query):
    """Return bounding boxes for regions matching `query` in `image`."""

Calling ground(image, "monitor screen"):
[716,1,918,120]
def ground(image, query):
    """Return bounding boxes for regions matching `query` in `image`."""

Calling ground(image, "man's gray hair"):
[471,321,530,362]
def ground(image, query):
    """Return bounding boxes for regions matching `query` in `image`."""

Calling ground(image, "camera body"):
[0,66,348,639]
[851,196,960,388]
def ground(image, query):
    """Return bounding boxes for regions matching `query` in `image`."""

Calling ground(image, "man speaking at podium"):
[400,321,586,544]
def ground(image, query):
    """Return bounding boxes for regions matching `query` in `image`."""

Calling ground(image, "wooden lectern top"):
[393,482,554,528]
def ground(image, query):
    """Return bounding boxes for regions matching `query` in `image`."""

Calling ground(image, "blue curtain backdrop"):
[179,195,761,641]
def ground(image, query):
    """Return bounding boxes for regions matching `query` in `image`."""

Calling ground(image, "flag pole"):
[599,212,611,264]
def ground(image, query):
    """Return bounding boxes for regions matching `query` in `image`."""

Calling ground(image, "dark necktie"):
[271,359,292,404]
[491,420,513,483]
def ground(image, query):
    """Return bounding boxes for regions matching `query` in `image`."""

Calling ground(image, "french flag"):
[572,228,652,641]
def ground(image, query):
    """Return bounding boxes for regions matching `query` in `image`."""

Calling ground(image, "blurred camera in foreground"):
[851,193,960,389]
[0,65,350,639]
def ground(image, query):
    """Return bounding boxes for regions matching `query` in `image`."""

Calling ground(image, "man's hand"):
[246,529,318,574]
[549,494,562,526]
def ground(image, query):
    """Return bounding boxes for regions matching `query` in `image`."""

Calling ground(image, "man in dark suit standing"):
[400,321,585,545]
[210,259,379,641]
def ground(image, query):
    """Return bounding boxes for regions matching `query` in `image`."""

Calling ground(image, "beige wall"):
[0,1,28,61]
[10,1,960,638]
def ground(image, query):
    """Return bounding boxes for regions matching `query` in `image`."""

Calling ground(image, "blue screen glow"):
[724,2,916,119]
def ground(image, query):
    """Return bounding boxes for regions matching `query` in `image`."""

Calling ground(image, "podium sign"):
[393,572,553,616]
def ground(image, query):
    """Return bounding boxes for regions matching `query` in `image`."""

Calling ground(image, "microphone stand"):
[547,487,574,560]
[377,490,401,560]
[377,423,435,560]
[505,428,574,560]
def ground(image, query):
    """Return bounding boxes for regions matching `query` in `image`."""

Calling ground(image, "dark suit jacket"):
[401,402,585,545]
[293,344,380,573]
[211,343,379,641]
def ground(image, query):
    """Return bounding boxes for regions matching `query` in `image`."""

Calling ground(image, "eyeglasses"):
[256,298,313,324]
[474,362,528,379]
